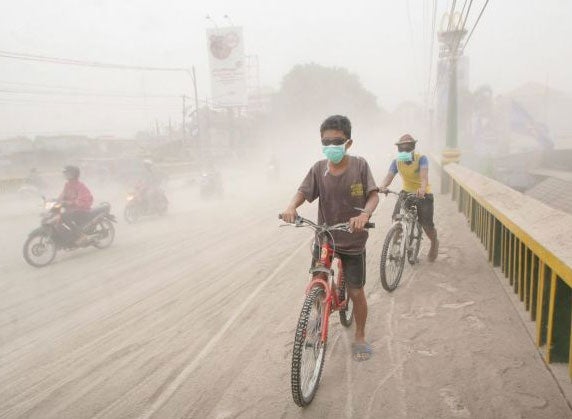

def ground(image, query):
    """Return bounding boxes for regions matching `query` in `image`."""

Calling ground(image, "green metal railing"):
[444,163,572,377]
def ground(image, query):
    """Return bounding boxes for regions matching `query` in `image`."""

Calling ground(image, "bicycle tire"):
[379,223,406,292]
[339,281,353,327]
[291,287,327,407]
[408,222,422,265]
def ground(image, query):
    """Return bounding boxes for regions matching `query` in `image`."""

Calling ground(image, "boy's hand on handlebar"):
[281,207,299,224]
[349,213,370,232]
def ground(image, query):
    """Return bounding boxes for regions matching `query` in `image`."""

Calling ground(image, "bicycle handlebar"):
[379,189,400,196]
[379,189,425,200]
[278,214,375,231]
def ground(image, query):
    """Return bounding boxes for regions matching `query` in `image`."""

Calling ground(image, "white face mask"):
[396,151,413,162]
[322,141,348,164]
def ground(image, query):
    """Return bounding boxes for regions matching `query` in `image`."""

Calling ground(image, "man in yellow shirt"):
[379,134,439,262]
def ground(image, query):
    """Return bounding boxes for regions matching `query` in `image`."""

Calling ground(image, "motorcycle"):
[266,163,280,181]
[124,186,168,223]
[23,199,117,267]
[199,171,223,199]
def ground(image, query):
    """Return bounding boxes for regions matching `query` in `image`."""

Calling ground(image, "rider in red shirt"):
[59,165,93,244]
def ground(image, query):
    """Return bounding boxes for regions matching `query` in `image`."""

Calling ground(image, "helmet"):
[394,134,417,146]
[63,165,80,178]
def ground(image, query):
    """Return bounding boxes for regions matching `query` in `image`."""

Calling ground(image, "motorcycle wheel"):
[157,195,168,216]
[124,205,140,224]
[23,231,57,267]
[92,219,115,249]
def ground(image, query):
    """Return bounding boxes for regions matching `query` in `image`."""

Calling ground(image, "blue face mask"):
[396,151,413,162]
[322,143,347,164]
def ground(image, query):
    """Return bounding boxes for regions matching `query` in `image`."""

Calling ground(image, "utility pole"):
[192,66,201,157]
[181,95,187,147]
[438,13,466,192]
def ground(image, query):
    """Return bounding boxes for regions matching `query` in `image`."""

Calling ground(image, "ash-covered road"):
[1,175,570,418]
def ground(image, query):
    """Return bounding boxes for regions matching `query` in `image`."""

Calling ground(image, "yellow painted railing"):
[443,163,572,377]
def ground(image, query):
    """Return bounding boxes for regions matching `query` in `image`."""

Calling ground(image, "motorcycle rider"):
[266,153,280,180]
[139,159,165,207]
[27,168,46,190]
[59,165,93,245]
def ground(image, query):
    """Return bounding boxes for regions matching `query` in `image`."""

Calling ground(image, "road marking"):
[344,337,354,419]
[442,301,475,309]
[141,238,311,419]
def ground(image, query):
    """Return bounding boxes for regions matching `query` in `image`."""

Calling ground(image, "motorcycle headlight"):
[127,194,135,201]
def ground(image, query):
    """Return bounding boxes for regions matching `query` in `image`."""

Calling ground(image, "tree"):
[271,63,383,124]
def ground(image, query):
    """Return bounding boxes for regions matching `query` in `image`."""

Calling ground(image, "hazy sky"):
[1,0,571,137]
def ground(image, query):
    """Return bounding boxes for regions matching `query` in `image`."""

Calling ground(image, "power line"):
[447,0,458,31]
[0,80,181,97]
[0,92,211,107]
[431,0,471,107]
[458,0,469,22]
[0,102,181,112]
[406,0,422,96]
[426,0,438,107]
[461,0,490,53]
[453,0,473,53]
[0,49,189,72]
[0,87,181,99]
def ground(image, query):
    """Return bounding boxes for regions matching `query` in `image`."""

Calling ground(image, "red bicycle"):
[279,215,374,406]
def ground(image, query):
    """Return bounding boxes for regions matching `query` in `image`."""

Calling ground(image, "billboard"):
[206,26,247,107]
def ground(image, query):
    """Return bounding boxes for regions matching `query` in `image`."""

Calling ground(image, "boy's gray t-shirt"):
[298,155,378,254]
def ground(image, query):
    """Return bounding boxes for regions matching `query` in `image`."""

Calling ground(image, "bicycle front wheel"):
[291,287,327,407]
[379,223,406,292]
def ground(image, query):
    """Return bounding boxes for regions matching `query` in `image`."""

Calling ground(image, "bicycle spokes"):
[379,224,406,292]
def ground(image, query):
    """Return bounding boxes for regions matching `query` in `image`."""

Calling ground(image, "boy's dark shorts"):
[311,245,366,289]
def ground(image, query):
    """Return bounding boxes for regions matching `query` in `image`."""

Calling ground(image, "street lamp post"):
[183,66,202,159]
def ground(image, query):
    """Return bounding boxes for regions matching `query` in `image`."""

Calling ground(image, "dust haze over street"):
[0,165,571,418]
[2,0,572,418]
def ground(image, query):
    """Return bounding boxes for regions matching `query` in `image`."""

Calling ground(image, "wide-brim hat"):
[395,134,417,145]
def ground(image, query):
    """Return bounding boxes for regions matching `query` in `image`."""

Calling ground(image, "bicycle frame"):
[391,193,421,256]
[305,241,348,343]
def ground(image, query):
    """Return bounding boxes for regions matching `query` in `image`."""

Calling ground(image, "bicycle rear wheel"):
[291,287,327,407]
[334,260,353,327]
[379,223,406,292]
[339,282,354,327]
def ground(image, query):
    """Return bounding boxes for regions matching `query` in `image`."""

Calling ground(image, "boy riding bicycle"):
[378,134,439,262]
[281,115,379,361]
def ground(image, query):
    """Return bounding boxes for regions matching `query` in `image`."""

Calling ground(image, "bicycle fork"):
[305,276,334,344]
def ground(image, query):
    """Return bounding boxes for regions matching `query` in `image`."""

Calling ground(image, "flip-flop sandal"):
[352,342,372,362]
